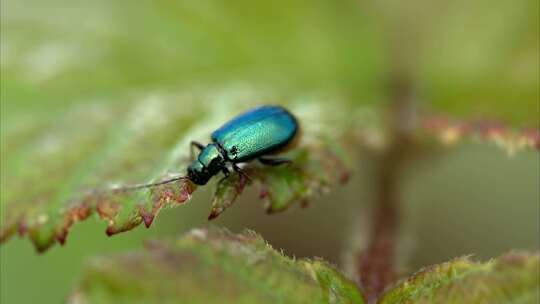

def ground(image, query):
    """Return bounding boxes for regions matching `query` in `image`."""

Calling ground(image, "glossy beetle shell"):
[211,105,298,162]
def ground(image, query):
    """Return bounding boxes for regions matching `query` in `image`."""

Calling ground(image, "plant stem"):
[356,75,414,303]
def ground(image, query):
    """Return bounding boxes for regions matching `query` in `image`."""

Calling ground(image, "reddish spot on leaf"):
[96,199,120,221]
[259,187,269,199]
[522,128,540,150]
[340,171,351,184]
[423,115,540,151]
[18,221,28,237]
[140,179,196,228]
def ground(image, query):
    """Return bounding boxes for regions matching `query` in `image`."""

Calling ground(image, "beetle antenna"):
[110,176,188,192]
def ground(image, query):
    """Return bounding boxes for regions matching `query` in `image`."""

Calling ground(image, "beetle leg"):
[258,156,292,166]
[232,163,252,182]
[222,167,230,177]
[215,167,234,189]
[216,175,229,188]
[190,141,205,160]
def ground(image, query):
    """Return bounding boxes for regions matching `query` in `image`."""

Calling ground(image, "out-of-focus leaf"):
[69,227,365,304]
[1,0,380,112]
[367,0,539,124]
[379,252,540,303]
[3,0,537,122]
[421,116,540,155]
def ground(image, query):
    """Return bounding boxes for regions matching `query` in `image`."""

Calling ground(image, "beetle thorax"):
[187,144,225,185]
[198,144,225,168]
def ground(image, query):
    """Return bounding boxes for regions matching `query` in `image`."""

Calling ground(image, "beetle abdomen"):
[211,105,298,162]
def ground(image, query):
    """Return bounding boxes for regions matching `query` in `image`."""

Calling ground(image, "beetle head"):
[187,161,211,185]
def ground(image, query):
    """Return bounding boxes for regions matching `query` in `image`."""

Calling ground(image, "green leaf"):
[2,90,536,252]
[208,172,249,220]
[379,252,540,303]
[209,135,352,219]
[0,95,361,252]
[2,0,537,253]
[69,227,365,304]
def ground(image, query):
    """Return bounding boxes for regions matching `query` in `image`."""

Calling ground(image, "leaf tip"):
[105,227,116,237]
[207,210,221,220]
[56,231,68,245]
[139,208,155,228]
[33,239,54,254]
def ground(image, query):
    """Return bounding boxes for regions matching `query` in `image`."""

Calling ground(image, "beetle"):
[186,105,298,185]
[119,105,299,190]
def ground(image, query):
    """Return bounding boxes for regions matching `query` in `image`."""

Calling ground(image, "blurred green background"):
[1,0,538,303]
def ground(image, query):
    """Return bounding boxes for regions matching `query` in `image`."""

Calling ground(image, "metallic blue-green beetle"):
[187,105,299,185]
